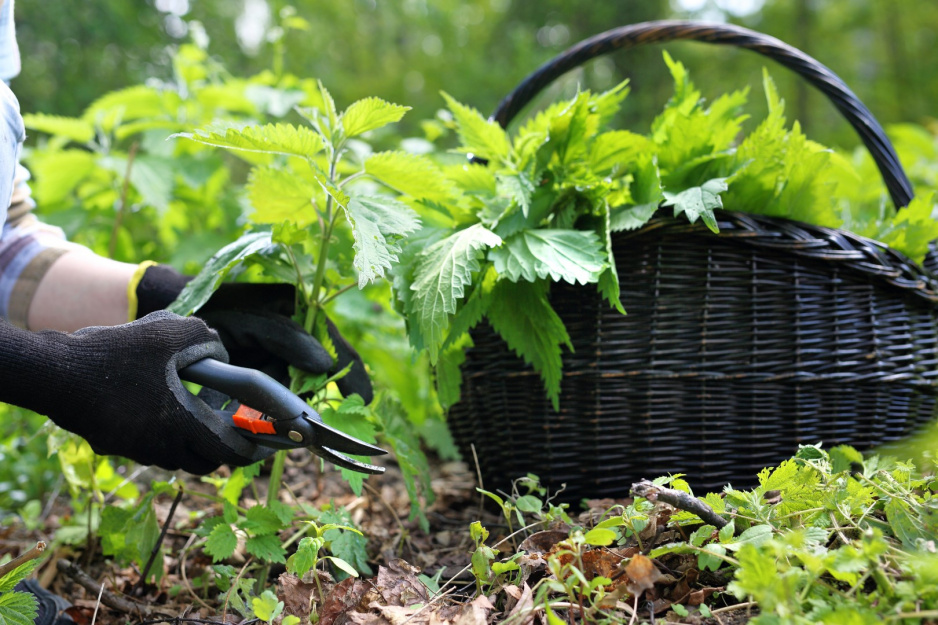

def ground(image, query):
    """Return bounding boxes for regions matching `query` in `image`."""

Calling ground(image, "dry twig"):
[56,559,154,616]
[631,480,728,529]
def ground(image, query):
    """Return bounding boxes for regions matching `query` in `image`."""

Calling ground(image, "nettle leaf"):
[365,151,455,203]
[496,172,535,217]
[287,537,319,577]
[598,202,625,314]
[321,395,380,494]
[490,229,606,285]
[344,195,421,287]
[0,590,38,625]
[662,177,728,234]
[168,231,274,316]
[175,122,324,158]
[486,280,571,410]
[22,112,95,143]
[549,91,596,165]
[205,523,238,562]
[247,165,318,226]
[442,92,511,163]
[243,505,286,536]
[245,534,287,564]
[409,224,503,362]
[341,97,410,137]
[589,130,652,175]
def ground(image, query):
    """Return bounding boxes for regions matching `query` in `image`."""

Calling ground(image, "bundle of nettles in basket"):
[393,51,938,410]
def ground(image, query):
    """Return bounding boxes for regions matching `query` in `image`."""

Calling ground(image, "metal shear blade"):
[180,358,387,475]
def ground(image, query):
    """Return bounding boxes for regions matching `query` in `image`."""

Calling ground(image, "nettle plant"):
[392,52,938,410]
[170,83,435,512]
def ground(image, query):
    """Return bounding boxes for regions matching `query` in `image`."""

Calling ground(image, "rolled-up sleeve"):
[0,1,81,328]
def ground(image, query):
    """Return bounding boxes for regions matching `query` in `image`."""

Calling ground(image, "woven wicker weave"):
[446,22,938,501]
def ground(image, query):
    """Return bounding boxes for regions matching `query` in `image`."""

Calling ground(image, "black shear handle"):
[179,358,313,421]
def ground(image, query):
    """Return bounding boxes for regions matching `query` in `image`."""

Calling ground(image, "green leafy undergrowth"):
[394,52,938,410]
[454,445,938,625]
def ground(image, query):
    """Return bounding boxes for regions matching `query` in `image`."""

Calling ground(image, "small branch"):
[0,542,46,578]
[136,488,184,591]
[56,559,153,616]
[631,480,728,529]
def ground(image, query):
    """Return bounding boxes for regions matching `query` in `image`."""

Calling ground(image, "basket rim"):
[626,209,938,302]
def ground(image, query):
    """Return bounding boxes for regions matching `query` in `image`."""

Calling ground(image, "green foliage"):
[0,560,41,625]
[395,53,938,411]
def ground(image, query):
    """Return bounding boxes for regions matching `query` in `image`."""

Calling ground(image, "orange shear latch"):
[232,405,276,435]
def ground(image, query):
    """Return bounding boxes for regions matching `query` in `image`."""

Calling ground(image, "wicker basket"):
[446,22,938,501]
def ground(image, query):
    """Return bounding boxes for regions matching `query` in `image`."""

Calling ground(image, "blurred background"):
[13,0,938,148]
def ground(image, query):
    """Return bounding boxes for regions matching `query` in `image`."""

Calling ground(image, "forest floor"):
[5,450,755,625]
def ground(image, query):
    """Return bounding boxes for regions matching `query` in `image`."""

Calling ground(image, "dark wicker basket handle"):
[491,20,914,210]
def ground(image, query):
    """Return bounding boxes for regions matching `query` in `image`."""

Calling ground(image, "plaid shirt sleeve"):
[0,0,80,329]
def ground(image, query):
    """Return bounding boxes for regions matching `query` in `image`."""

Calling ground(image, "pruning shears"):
[180,358,386,474]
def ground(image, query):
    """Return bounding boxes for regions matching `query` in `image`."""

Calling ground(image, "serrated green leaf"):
[175,122,324,158]
[435,340,467,410]
[22,112,95,143]
[286,536,319,577]
[496,172,535,217]
[247,165,318,226]
[168,231,274,316]
[598,203,625,314]
[245,534,287,564]
[243,506,286,536]
[408,224,502,363]
[341,97,410,137]
[0,561,42,594]
[25,149,97,207]
[490,229,606,285]
[365,151,455,203]
[324,526,373,576]
[663,178,727,233]
[442,92,511,163]
[205,523,238,562]
[321,395,379,492]
[0,590,39,625]
[136,156,176,211]
[486,280,571,410]
[343,195,421,287]
[589,130,652,175]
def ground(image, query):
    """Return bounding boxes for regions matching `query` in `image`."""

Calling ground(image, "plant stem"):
[307,153,342,334]
[267,450,287,508]
[0,542,45,578]
[136,488,184,589]
[108,141,139,259]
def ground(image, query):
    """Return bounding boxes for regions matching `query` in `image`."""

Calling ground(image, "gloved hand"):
[134,264,373,403]
[0,312,274,474]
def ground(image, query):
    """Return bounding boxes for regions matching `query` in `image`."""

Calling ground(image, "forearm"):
[27,251,137,332]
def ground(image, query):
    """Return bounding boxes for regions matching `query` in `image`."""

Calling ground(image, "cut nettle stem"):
[631,479,729,529]
[0,542,46,579]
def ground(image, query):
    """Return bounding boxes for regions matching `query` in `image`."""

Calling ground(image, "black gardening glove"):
[135,264,373,403]
[0,312,274,475]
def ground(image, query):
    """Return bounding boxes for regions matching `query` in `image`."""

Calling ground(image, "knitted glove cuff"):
[133,263,191,320]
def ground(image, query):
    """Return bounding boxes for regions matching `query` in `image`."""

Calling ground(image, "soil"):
[2,450,755,625]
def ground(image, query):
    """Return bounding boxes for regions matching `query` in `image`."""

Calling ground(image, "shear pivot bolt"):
[288,431,303,443]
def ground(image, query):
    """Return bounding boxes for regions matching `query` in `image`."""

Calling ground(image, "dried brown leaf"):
[278,573,320,620]
[503,583,535,625]
[320,576,379,625]
[377,559,429,607]
[519,530,568,555]
[454,595,494,625]
[625,554,662,597]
